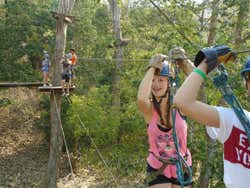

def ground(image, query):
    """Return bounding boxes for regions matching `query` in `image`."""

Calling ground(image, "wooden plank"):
[38,86,75,92]
[0,82,43,88]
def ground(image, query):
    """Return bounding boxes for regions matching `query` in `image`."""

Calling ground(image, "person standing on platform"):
[41,50,51,87]
[61,53,72,96]
[69,48,77,87]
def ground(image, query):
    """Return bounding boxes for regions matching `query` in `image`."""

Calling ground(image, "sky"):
[193,0,204,4]
[102,0,205,5]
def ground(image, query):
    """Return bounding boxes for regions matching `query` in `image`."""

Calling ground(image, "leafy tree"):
[0,0,55,81]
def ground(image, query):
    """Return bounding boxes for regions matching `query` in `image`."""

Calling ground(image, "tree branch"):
[149,0,199,48]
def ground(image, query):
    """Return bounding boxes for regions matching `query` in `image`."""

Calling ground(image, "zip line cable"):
[76,48,250,64]
[149,0,201,49]
[78,57,150,63]
[64,95,120,187]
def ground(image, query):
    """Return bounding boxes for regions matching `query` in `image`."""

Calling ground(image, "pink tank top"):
[147,109,192,178]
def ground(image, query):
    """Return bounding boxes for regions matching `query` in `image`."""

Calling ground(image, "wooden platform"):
[0,82,43,88]
[38,86,76,92]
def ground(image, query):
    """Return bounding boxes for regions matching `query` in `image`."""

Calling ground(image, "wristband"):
[193,68,207,81]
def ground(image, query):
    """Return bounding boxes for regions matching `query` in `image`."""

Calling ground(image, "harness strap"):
[145,152,177,186]
[150,151,178,164]
[145,164,167,186]
[171,108,192,188]
[145,151,189,185]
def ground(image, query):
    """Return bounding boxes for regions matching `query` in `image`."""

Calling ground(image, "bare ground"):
[0,88,145,188]
[0,88,100,188]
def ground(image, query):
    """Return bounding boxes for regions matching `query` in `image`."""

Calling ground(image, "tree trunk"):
[3,0,7,18]
[45,0,75,186]
[197,132,217,188]
[0,0,5,5]
[47,15,68,188]
[234,0,249,48]
[197,1,219,187]
[207,0,219,45]
[108,0,123,126]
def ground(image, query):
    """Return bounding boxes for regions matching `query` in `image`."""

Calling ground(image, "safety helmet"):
[44,53,49,59]
[241,57,250,78]
[159,60,171,77]
[66,53,72,59]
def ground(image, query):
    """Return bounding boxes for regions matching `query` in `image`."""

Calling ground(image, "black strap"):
[152,90,171,128]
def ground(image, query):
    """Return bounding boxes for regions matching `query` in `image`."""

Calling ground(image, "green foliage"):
[0,97,11,107]
[63,85,118,149]
[64,1,249,186]
[39,95,51,140]
[2,0,250,186]
[0,0,54,81]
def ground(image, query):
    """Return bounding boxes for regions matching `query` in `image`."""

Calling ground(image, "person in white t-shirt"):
[241,57,250,96]
[173,46,250,188]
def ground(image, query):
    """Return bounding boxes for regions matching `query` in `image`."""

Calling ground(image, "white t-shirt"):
[206,107,250,188]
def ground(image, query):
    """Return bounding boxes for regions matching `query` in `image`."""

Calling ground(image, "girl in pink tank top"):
[147,109,192,179]
[137,52,193,187]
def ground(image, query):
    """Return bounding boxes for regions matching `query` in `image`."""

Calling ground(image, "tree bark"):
[207,0,219,45]
[108,0,123,122]
[197,133,217,188]
[198,1,219,187]
[46,0,75,187]
[234,0,250,48]
[47,15,67,188]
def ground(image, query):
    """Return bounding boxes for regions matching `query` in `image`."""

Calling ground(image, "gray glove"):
[170,47,187,62]
[146,54,167,70]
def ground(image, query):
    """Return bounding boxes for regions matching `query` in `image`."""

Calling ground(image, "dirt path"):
[0,88,99,188]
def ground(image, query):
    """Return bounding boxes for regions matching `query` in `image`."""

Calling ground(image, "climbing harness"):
[145,152,177,185]
[145,59,192,188]
[213,64,250,143]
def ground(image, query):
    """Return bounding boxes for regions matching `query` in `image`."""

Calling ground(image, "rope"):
[51,90,76,186]
[213,65,250,143]
[171,107,192,188]
[169,67,192,187]
[64,95,120,187]
[77,57,150,63]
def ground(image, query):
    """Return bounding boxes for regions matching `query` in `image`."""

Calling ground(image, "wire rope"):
[64,95,120,187]
[51,89,76,187]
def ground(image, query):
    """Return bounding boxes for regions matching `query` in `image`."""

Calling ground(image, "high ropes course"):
[1,51,249,187]
[1,0,250,187]
[0,81,120,186]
